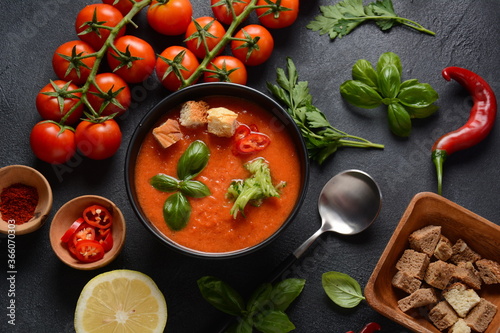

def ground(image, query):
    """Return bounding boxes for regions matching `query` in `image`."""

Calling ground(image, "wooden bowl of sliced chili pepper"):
[0,165,53,235]
[49,195,126,270]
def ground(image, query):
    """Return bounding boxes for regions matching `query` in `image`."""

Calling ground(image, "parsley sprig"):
[307,0,435,41]
[267,58,384,165]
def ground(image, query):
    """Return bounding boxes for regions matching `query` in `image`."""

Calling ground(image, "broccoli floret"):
[226,158,286,218]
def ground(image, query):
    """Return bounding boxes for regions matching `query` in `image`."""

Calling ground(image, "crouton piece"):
[425,260,456,290]
[409,225,441,257]
[179,100,209,128]
[434,235,453,261]
[207,107,238,137]
[450,239,481,264]
[392,270,422,294]
[448,319,471,333]
[475,259,500,285]
[396,249,430,280]
[464,298,497,333]
[397,288,438,312]
[429,301,459,331]
[453,262,482,290]
[443,283,480,318]
[152,119,183,149]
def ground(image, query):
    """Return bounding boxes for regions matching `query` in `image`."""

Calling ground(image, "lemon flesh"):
[75,270,167,333]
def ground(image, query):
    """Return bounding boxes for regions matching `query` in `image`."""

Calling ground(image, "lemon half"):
[74,270,167,333]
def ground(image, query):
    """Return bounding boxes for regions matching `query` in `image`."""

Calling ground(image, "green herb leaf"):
[365,0,398,30]
[163,192,191,231]
[322,271,365,308]
[376,52,403,76]
[377,63,401,99]
[406,104,438,119]
[340,80,383,109]
[149,174,179,192]
[179,180,211,198]
[247,283,273,313]
[197,276,246,317]
[352,59,378,89]
[268,278,306,312]
[253,311,295,333]
[398,83,439,108]
[387,103,412,137]
[177,140,210,180]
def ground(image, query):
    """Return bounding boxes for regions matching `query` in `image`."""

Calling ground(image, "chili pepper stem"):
[432,149,447,195]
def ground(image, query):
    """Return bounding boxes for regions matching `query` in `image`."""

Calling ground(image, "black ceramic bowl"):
[125,82,309,258]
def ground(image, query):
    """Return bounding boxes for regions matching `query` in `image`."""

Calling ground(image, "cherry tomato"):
[61,217,85,243]
[236,132,271,154]
[147,0,193,36]
[185,16,226,59]
[87,73,131,117]
[204,56,247,85]
[231,24,274,66]
[107,35,156,83]
[83,205,113,229]
[75,119,122,160]
[156,46,200,91]
[52,40,96,86]
[75,4,125,50]
[102,0,140,15]
[256,0,299,29]
[30,121,76,164]
[210,0,251,25]
[36,80,84,125]
[74,240,105,263]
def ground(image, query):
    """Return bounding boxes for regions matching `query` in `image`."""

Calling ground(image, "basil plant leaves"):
[340,52,439,137]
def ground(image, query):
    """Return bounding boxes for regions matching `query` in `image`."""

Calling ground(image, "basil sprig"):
[340,52,439,137]
[322,271,365,308]
[198,276,305,333]
[149,140,211,231]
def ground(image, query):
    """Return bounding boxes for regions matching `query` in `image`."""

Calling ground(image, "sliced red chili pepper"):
[359,322,381,333]
[99,232,114,252]
[60,217,85,243]
[234,124,251,142]
[249,124,259,132]
[72,223,96,246]
[74,240,105,263]
[236,133,270,154]
[83,204,113,229]
[96,227,111,240]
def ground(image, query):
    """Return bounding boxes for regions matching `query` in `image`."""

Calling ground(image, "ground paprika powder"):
[0,183,39,224]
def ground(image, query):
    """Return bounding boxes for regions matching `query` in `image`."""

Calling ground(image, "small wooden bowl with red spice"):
[49,195,126,270]
[0,165,53,235]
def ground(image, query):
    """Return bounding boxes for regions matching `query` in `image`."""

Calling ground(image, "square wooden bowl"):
[365,192,500,333]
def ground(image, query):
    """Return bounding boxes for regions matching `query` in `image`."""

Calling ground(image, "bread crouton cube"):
[409,225,441,257]
[179,100,209,128]
[207,107,238,137]
[453,261,482,290]
[448,319,471,333]
[396,249,430,280]
[152,119,183,149]
[434,235,453,261]
[425,260,456,290]
[428,301,459,331]
[450,239,481,264]
[392,270,422,294]
[475,259,500,285]
[397,288,438,312]
[443,283,480,318]
[464,298,497,332]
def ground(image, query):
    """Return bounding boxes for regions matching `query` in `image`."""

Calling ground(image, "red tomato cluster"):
[61,205,114,263]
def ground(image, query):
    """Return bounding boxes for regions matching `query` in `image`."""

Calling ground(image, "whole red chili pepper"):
[359,322,381,333]
[432,66,497,195]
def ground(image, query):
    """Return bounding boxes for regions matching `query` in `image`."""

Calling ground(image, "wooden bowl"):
[365,192,500,333]
[49,195,126,270]
[0,165,53,235]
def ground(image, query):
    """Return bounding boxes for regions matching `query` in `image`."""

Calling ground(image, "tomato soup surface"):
[134,95,302,253]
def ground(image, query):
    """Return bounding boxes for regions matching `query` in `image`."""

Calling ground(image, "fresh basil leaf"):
[247,283,273,313]
[340,80,383,109]
[269,278,306,312]
[163,192,191,231]
[377,63,401,98]
[197,276,245,317]
[322,271,365,308]
[179,180,211,198]
[398,83,439,108]
[406,104,438,119]
[399,78,419,90]
[177,140,210,181]
[253,311,295,333]
[352,59,379,89]
[149,174,179,192]
[387,103,412,137]
[376,52,402,76]
[226,318,253,333]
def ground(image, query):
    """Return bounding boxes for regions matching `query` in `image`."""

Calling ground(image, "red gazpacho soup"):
[134,95,302,253]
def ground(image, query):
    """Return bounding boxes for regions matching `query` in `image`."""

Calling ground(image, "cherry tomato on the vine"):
[256,0,299,29]
[156,46,200,91]
[210,0,251,25]
[75,119,122,160]
[185,16,226,59]
[87,73,131,117]
[231,24,274,66]
[102,0,140,16]
[147,0,193,36]
[204,56,247,85]
[75,4,125,50]
[36,80,84,125]
[107,35,156,83]
[52,40,96,86]
[30,121,76,164]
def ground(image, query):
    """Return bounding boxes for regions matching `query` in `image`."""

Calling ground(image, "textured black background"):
[0,0,499,332]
